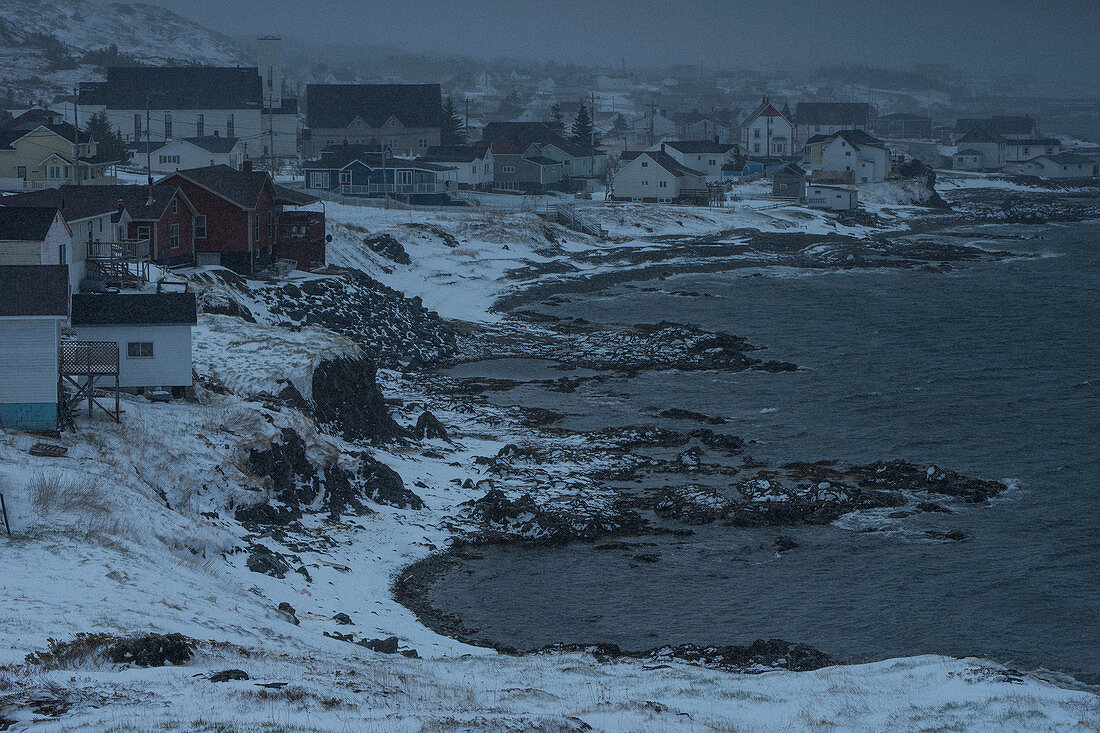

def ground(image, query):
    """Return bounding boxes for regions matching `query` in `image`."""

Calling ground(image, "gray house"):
[303,84,443,159]
[485,141,564,193]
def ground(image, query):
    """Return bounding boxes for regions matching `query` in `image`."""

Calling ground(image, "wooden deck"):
[86,239,151,286]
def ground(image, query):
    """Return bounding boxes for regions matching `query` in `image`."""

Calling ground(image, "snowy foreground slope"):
[3,196,1099,731]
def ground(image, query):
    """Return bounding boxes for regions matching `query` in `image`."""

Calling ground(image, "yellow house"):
[0,124,117,192]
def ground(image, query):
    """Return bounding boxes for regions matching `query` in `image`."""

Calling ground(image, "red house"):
[157,163,325,274]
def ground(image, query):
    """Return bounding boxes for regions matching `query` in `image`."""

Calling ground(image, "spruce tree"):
[85,111,130,163]
[440,97,466,146]
[548,103,565,137]
[571,102,600,149]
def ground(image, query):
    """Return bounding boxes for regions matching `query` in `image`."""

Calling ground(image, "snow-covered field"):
[3,192,1099,730]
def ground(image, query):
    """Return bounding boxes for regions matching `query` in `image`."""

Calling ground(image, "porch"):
[86,239,152,286]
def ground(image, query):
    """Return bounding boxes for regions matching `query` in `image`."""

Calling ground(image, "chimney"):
[116,199,124,216]
[242,160,253,173]
[714,134,719,144]
[660,143,665,153]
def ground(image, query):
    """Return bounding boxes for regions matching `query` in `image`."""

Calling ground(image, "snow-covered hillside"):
[0,0,247,102]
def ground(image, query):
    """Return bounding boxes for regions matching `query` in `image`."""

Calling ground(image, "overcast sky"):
[130,0,1098,81]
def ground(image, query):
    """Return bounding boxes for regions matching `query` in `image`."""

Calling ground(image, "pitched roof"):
[273,185,321,206]
[184,136,242,154]
[305,84,442,129]
[80,67,263,110]
[2,185,185,221]
[957,127,1003,144]
[524,155,561,167]
[302,146,455,172]
[774,162,806,177]
[1034,153,1093,164]
[743,97,791,125]
[1,187,124,222]
[480,121,599,157]
[420,145,487,163]
[159,165,272,209]
[0,206,61,241]
[621,150,706,178]
[1004,138,1061,147]
[793,102,873,126]
[0,123,89,149]
[663,140,738,154]
[0,265,70,317]
[955,149,982,156]
[71,293,197,326]
[805,129,887,150]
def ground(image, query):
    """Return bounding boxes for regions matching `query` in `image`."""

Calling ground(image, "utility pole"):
[590,92,596,178]
[382,147,389,209]
[72,87,80,186]
[464,97,470,137]
[145,95,153,205]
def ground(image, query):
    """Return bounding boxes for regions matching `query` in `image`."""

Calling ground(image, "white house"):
[0,265,69,431]
[78,38,297,160]
[804,129,890,184]
[1008,153,1097,179]
[742,97,794,157]
[792,102,874,151]
[0,206,80,294]
[1004,138,1062,163]
[70,292,197,391]
[803,183,859,211]
[952,128,1005,171]
[612,148,708,204]
[140,136,247,173]
[650,140,741,183]
[418,145,494,189]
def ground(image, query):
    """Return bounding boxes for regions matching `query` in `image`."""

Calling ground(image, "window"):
[59,242,67,265]
[641,161,648,167]
[16,165,26,179]
[754,129,761,139]
[134,114,143,138]
[397,170,413,185]
[389,118,398,127]
[389,138,399,149]
[471,165,477,174]
[753,143,761,153]
[659,180,667,188]
[226,113,235,139]
[339,170,352,185]
[164,113,172,138]
[708,159,716,166]
[642,180,649,186]
[169,223,180,248]
[253,213,261,240]
[47,165,61,179]
[87,221,93,238]
[418,138,429,148]
[484,163,490,174]
[845,151,851,156]
[65,166,71,180]
[172,198,178,214]
[502,165,516,173]
[193,215,207,239]
[268,212,274,238]
[196,113,205,137]
[127,342,154,359]
[137,225,150,240]
[310,171,328,188]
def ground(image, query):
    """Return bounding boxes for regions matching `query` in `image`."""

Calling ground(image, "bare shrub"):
[28,471,110,517]
[25,633,115,670]
[200,403,265,436]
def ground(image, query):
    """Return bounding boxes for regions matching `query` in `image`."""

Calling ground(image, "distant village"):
[0,36,1098,433]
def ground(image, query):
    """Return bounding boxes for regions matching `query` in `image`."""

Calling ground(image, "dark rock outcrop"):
[464,489,647,543]
[209,669,250,682]
[363,233,412,265]
[361,454,424,509]
[246,544,293,578]
[107,633,193,667]
[534,638,835,673]
[414,411,450,441]
[312,356,405,443]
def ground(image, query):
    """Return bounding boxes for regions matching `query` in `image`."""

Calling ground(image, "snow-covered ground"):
[3,194,1099,730]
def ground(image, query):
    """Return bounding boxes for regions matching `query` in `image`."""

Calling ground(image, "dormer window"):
[389,118,398,128]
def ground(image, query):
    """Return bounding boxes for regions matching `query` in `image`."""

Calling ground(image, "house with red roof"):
[741,96,794,157]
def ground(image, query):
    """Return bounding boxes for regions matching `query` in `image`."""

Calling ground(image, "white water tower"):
[257,36,283,109]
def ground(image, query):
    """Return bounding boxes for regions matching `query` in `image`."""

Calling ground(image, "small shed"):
[803,183,859,211]
[0,266,69,431]
[70,292,197,390]
[772,163,806,199]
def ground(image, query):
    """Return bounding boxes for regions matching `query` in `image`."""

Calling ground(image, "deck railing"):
[86,239,151,261]
[59,341,120,377]
[339,183,441,196]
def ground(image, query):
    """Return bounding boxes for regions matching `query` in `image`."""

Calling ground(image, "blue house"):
[302,145,456,203]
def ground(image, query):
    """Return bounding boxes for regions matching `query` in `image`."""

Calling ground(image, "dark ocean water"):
[429,222,1100,676]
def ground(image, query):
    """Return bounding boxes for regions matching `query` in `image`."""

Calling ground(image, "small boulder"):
[414,411,450,440]
[209,669,250,683]
[333,613,354,625]
[276,602,300,625]
[357,636,400,654]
